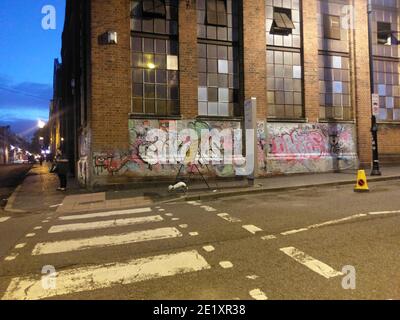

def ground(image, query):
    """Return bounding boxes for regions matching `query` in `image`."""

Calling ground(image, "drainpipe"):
[367,0,382,176]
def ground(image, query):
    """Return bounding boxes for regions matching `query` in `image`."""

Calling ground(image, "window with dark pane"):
[377,22,392,45]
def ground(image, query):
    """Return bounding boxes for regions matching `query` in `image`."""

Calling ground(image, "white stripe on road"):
[59,207,152,221]
[369,210,400,216]
[32,227,182,256]
[1,250,211,300]
[48,215,164,234]
[201,206,217,212]
[249,289,268,300]
[242,225,263,234]
[261,235,277,241]
[281,214,368,236]
[280,247,343,279]
[4,253,19,261]
[217,213,241,223]
[15,243,26,249]
[0,217,10,223]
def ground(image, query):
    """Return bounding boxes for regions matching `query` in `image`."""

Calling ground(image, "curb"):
[162,175,400,203]
[4,185,27,213]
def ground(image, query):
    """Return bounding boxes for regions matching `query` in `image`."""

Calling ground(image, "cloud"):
[0,75,51,138]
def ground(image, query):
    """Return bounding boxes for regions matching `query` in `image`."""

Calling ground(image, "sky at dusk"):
[0,0,65,139]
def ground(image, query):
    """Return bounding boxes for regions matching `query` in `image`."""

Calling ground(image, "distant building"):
[55,0,400,187]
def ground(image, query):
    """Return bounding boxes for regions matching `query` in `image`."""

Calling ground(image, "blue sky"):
[0,0,65,139]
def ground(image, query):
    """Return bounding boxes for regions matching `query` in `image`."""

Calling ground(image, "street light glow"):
[38,119,46,129]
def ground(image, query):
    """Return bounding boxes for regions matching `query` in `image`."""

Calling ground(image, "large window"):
[131,0,179,116]
[197,0,240,117]
[319,55,351,120]
[266,0,303,119]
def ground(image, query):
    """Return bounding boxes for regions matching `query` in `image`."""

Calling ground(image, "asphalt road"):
[0,165,31,208]
[1,179,400,300]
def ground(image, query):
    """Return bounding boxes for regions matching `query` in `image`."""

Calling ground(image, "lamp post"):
[367,0,382,176]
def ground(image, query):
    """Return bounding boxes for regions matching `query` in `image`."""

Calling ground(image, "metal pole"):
[367,0,382,176]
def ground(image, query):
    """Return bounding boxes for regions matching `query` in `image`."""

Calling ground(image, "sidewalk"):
[4,164,400,214]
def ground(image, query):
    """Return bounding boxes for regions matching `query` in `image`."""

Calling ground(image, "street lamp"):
[367,0,382,176]
[38,119,46,129]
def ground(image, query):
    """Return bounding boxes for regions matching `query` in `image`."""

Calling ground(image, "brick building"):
[53,0,400,188]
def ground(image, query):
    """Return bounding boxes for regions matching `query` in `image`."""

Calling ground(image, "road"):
[0,165,31,208]
[1,179,400,300]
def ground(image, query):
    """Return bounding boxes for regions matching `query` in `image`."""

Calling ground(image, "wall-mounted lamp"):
[106,31,118,44]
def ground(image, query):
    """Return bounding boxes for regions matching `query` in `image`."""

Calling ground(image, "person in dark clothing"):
[53,149,69,191]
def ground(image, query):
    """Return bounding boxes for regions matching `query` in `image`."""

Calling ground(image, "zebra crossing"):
[1,205,214,300]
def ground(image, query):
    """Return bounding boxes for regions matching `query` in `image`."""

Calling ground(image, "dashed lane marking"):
[59,207,152,221]
[249,289,268,300]
[261,235,277,241]
[189,232,199,237]
[200,206,217,212]
[25,233,36,238]
[48,215,164,234]
[1,250,211,300]
[217,213,241,223]
[4,253,19,261]
[203,245,215,252]
[14,243,26,249]
[32,227,183,256]
[242,225,263,234]
[0,217,10,223]
[280,247,343,279]
[219,261,233,269]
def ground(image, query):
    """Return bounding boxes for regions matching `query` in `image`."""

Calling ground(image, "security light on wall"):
[107,31,118,44]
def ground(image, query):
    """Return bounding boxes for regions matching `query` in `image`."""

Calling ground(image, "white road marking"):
[0,217,10,223]
[261,235,277,241]
[42,220,50,223]
[48,215,164,234]
[217,213,241,223]
[158,209,165,212]
[369,210,400,216]
[165,213,174,217]
[1,250,211,300]
[33,226,43,231]
[242,225,263,234]
[32,227,183,256]
[203,245,215,252]
[179,224,188,229]
[189,232,199,237]
[249,289,268,300]
[171,218,180,221]
[246,275,259,280]
[280,247,343,279]
[4,253,19,261]
[15,243,26,249]
[219,261,233,269]
[49,204,62,208]
[59,207,152,221]
[280,214,367,236]
[187,201,202,206]
[26,233,36,238]
[201,206,217,212]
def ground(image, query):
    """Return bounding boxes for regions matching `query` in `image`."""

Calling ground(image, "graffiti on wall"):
[93,119,242,179]
[77,130,90,185]
[265,123,358,174]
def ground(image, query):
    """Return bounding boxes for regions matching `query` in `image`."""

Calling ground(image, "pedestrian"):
[39,155,44,166]
[51,149,69,191]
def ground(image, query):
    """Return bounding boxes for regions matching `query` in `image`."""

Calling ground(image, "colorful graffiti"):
[265,123,358,174]
[77,130,90,185]
[93,119,242,179]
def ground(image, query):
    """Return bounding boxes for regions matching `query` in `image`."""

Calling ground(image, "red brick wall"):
[242,0,267,120]
[90,0,131,151]
[302,0,320,122]
[353,0,373,167]
[179,0,198,119]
